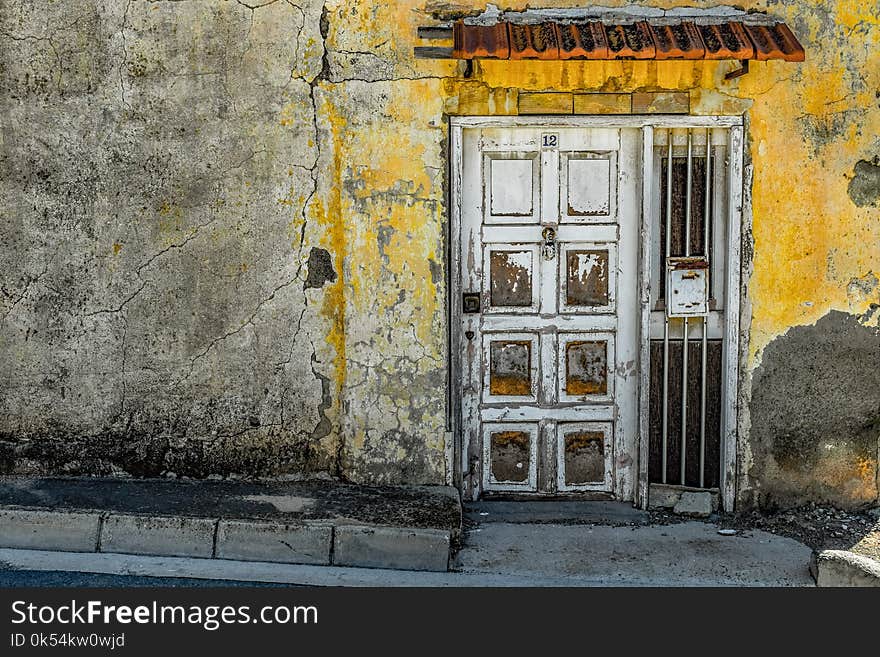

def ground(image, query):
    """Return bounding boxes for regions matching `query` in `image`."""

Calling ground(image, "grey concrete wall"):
[0,0,447,484]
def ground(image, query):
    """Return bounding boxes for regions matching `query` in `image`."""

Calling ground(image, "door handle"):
[542,226,557,261]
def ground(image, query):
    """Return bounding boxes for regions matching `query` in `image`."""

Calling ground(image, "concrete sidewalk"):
[0,477,461,572]
[0,516,816,586]
[0,478,824,585]
[457,521,814,586]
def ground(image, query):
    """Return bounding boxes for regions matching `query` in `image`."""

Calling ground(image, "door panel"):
[483,422,539,491]
[558,333,615,402]
[485,245,539,311]
[483,333,538,402]
[560,152,617,221]
[559,243,617,313]
[459,125,641,499]
[557,422,613,491]
[484,152,541,224]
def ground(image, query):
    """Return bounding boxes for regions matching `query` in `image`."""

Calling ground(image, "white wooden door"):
[457,126,641,500]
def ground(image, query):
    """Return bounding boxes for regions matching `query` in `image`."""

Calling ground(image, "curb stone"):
[334,525,451,572]
[0,507,456,572]
[0,508,101,552]
[100,514,217,558]
[216,520,332,565]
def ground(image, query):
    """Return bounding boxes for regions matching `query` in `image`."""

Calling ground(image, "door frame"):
[448,115,745,511]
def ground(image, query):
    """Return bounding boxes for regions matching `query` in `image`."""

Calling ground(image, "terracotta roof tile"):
[508,23,560,60]
[743,23,806,61]
[452,22,509,59]
[604,22,656,59]
[696,22,755,60]
[446,18,804,63]
[651,22,705,60]
[556,22,609,60]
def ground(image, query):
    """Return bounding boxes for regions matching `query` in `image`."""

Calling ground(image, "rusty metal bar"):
[685,130,692,258]
[661,129,672,484]
[681,129,693,486]
[700,129,711,488]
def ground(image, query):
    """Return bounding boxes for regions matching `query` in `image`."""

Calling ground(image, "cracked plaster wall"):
[0,1,878,503]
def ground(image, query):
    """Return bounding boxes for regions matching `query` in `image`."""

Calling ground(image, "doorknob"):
[465,330,475,341]
[542,226,557,261]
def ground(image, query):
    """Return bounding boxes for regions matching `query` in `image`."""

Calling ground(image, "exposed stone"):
[632,92,689,114]
[814,550,880,587]
[848,159,880,207]
[304,248,337,290]
[518,92,573,115]
[574,93,632,115]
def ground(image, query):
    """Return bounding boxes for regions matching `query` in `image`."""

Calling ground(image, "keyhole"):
[542,226,557,261]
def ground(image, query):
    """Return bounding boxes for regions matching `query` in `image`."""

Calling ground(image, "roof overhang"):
[415,6,805,69]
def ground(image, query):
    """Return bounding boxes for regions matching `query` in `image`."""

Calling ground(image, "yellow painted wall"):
[313,1,879,500]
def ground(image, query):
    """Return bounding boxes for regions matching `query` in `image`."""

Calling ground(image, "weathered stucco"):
[748,312,879,508]
[1,1,878,505]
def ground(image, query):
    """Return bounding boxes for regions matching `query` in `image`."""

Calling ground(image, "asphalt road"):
[0,564,288,588]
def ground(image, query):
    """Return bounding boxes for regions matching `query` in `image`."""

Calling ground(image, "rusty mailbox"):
[666,256,710,318]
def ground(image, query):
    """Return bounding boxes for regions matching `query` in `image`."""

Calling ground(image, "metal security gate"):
[450,116,744,510]
[647,128,735,494]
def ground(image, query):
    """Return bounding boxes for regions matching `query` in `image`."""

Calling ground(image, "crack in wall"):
[173,274,301,386]
[0,258,53,324]
[118,0,133,109]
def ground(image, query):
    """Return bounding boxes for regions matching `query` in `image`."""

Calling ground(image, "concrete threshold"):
[465,500,648,525]
[0,477,461,573]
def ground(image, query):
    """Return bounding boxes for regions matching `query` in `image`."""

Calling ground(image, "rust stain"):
[492,430,530,448]
[565,431,605,452]
[490,250,532,307]
[490,430,530,483]
[490,340,531,396]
